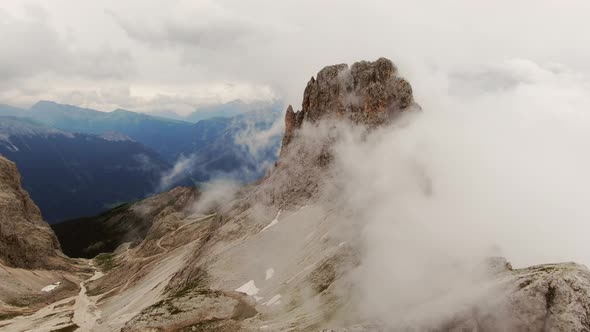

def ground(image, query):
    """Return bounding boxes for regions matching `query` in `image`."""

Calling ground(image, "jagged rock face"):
[281,57,415,156]
[0,155,65,269]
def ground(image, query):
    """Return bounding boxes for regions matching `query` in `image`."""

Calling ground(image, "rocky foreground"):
[1,58,590,331]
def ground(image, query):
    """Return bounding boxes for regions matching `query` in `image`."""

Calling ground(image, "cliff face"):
[281,57,416,156]
[0,155,66,269]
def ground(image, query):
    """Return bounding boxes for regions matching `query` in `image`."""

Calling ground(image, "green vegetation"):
[0,312,20,321]
[173,268,209,298]
[94,253,117,271]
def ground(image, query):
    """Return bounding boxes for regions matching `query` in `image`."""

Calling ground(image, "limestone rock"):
[280,57,416,157]
[0,155,66,269]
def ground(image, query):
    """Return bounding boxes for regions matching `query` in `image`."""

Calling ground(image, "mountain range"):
[0,101,283,223]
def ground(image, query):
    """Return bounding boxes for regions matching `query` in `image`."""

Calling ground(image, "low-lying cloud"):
[159,154,196,191]
[316,58,590,327]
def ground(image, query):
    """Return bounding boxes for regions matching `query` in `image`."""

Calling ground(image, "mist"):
[311,58,590,327]
[191,178,240,215]
[158,154,196,191]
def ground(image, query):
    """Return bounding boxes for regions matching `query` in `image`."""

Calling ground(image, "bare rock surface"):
[281,57,416,156]
[0,154,66,270]
[121,289,256,332]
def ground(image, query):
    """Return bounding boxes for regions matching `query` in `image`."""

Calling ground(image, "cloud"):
[191,178,240,214]
[108,1,269,52]
[309,58,590,328]
[159,154,196,191]
[234,111,284,158]
[0,6,134,83]
[3,1,590,118]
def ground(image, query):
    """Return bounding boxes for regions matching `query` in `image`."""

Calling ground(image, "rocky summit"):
[281,57,416,156]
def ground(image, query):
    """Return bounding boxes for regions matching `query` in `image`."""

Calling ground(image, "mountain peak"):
[280,57,416,157]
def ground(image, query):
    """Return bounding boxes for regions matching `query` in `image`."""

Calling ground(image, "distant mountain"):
[27,101,202,162]
[0,101,284,222]
[184,109,283,183]
[15,100,283,182]
[0,104,25,117]
[185,99,282,123]
[0,117,170,223]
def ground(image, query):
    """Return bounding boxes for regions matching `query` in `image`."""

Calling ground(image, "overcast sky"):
[2,0,590,114]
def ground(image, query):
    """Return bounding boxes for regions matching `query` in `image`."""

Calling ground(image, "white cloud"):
[2,1,590,114]
[159,154,196,191]
[314,57,590,327]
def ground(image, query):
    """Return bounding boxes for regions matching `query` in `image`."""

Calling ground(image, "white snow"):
[263,294,282,306]
[265,268,275,280]
[259,211,281,233]
[41,281,61,292]
[235,280,260,296]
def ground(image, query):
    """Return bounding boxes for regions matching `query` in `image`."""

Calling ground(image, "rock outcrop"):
[0,155,66,269]
[281,57,416,157]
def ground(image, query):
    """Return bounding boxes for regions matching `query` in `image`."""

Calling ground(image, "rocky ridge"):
[0,155,66,269]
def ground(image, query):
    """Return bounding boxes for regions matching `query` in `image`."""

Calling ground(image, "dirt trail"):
[72,265,104,331]
[116,214,216,293]
[0,214,215,331]
[0,260,103,332]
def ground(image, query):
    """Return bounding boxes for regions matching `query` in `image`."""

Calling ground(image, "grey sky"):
[2,0,590,114]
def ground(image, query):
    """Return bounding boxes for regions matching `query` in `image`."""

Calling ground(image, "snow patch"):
[260,211,281,233]
[265,268,275,280]
[263,294,282,306]
[41,282,61,292]
[235,280,259,296]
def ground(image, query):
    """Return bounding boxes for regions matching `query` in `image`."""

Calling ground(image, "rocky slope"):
[53,187,198,258]
[0,154,66,270]
[3,58,590,332]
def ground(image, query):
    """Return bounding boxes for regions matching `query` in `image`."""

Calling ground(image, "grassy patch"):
[173,269,209,298]
[94,253,117,271]
[0,312,20,321]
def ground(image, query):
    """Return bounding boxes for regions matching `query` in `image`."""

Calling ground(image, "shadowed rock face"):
[0,155,66,269]
[281,57,416,156]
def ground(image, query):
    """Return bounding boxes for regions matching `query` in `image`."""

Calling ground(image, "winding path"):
[0,261,103,332]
